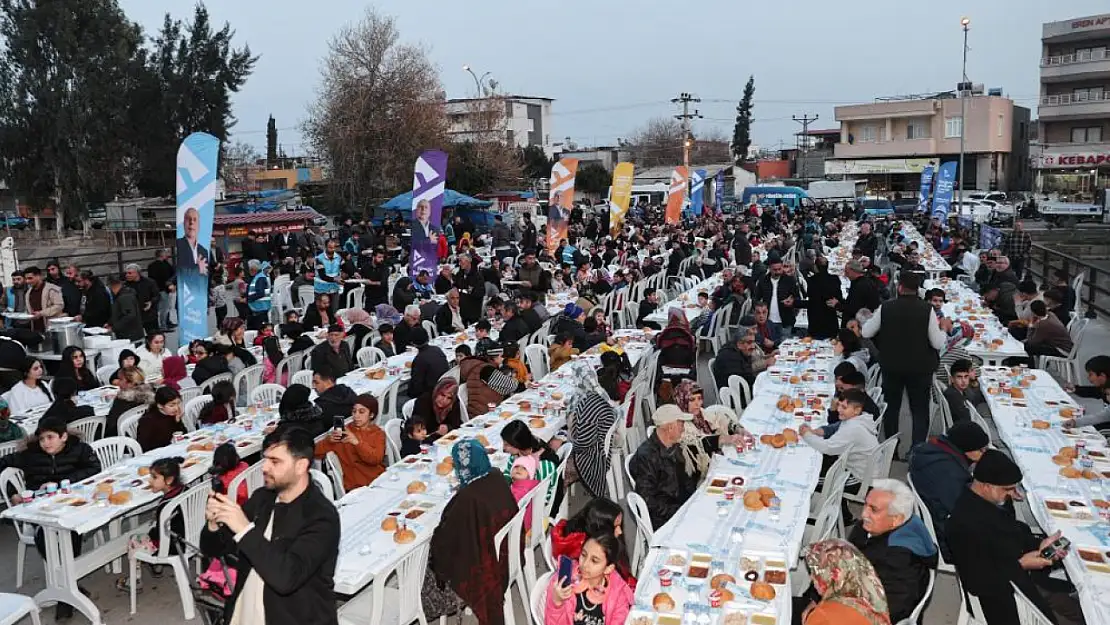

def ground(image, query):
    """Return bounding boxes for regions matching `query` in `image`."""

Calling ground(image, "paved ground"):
[3,319,1110,624]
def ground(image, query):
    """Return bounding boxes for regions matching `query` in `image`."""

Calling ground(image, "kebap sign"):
[1039,152,1110,168]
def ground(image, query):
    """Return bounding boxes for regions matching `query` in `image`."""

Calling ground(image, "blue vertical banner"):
[930,161,958,220]
[916,165,935,213]
[714,169,725,213]
[175,132,218,346]
[689,169,707,215]
[409,150,448,279]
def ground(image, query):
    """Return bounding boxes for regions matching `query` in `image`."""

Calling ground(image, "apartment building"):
[444,95,554,155]
[1036,13,1110,201]
[827,93,1031,194]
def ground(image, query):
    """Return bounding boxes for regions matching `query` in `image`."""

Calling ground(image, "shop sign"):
[1038,152,1110,168]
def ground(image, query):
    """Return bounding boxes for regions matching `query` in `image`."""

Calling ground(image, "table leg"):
[35,526,102,625]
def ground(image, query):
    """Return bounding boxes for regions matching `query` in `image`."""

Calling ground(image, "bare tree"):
[626,117,684,168]
[446,95,522,192]
[221,141,261,193]
[303,9,447,216]
[690,127,732,165]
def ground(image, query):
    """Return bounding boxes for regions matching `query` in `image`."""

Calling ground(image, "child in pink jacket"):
[510,455,541,524]
[545,534,634,625]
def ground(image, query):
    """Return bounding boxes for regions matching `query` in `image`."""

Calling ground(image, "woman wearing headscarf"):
[569,387,618,499]
[672,379,743,478]
[411,377,463,442]
[801,539,891,625]
[272,383,327,437]
[345,308,374,348]
[159,355,194,391]
[423,440,517,625]
[654,308,696,386]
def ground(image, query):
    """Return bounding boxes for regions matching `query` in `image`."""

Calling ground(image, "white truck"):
[807,180,865,202]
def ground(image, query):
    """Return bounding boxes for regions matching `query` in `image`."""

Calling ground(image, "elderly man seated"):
[628,405,699,530]
[793,479,937,625]
[393,304,423,352]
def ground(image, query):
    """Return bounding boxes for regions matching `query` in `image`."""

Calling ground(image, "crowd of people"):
[0,196,1096,625]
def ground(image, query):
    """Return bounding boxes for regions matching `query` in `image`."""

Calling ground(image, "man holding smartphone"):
[946,450,1084,625]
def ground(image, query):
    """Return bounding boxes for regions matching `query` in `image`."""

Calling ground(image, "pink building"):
[827,93,1031,194]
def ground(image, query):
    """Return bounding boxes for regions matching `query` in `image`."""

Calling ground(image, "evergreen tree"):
[731,76,755,164]
[266,115,278,164]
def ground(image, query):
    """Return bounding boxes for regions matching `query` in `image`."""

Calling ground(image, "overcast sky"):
[119,0,1109,155]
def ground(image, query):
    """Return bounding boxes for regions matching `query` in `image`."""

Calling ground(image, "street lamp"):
[957,16,970,210]
[462,64,491,97]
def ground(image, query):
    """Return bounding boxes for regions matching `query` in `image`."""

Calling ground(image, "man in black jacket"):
[107,277,145,341]
[712,329,757,390]
[731,222,753,268]
[517,292,544,333]
[310,324,353,377]
[907,422,989,558]
[312,365,357,433]
[754,256,799,334]
[434,289,471,335]
[947,451,1082,625]
[835,260,881,328]
[75,270,112,328]
[203,427,340,625]
[628,405,697,528]
[498,302,530,346]
[855,220,879,261]
[407,327,448,400]
[360,248,390,309]
[124,263,160,332]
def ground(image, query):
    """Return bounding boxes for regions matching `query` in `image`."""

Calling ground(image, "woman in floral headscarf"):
[424,440,517,625]
[672,380,742,478]
[801,539,891,625]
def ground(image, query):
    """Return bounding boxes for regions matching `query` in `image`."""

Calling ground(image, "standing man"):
[314,239,342,313]
[22,266,63,333]
[361,248,389,310]
[107,276,144,341]
[862,271,946,445]
[55,264,82,318]
[755,255,799,336]
[74,270,112,329]
[245,259,272,331]
[731,222,753,268]
[124,263,160,333]
[835,259,881,328]
[148,250,176,329]
[1004,221,1033,280]
[202,427,340,625]
[855,220,879,261]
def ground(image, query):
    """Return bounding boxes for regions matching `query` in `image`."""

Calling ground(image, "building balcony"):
[1041,50,1110,83]
[834,138,937,159]
[1039,92,1110,120]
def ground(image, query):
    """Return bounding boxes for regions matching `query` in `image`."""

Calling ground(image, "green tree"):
[0,0,147,230]
[447,141,499,196]
[731,76,755,164]
[574,162,610,195]
[130,5,257,197]
[519,145,553,183]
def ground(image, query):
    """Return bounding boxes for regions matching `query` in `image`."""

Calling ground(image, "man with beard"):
[74,270,112,328]
[361,248,389,309]
[202,427,340,625]
[124,263,160,332]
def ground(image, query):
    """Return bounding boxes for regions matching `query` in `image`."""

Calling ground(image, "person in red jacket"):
[212,443,249,505]
[550,497,636,589]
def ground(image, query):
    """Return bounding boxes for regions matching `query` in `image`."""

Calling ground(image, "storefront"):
[1035,151,1110,203]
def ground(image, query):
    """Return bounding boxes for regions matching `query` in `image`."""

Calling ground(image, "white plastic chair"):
[324,451,346,499]
[401,399,416,421]
[227,461,264,500]
[421,319,438,339]
[1010,580,1053,625]
[906,473,955,575]
[1039,318,1087,385]
[529,571,551,625]
[804,470,849,544]
[384,418,402,466]
[291,370,314,388]
[893,569,935,625]
[182,395,213,433]
[199,372,233,395]
[69,416,105,442]
[297,285,315,309]
[179,385,203,406]
[249,384,285,408]
[524,344,549,380]
[310,468,335,501]
[965,401,994,447]
[626,492,654,571]
[336,533,432,625]
[457,383,470,423]
[96,364,117,386]
[356,346,387,369]
[727,375,752,409]
[0,469,37,589]
[0,592,42,625]
[117,405,147,440]
[493,494,531,625]
[128,481,212,620]
[233,364,265,406]
[0,440,19,458]
[866,363,882,389]
[624,454,637,490]
[844,436,899,505]
[91,436,142,470]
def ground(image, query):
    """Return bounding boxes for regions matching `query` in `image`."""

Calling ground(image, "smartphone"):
[210,473,225,495]
[1040,536,1070,560]
[557,555,573,584]
[332,416,346,433]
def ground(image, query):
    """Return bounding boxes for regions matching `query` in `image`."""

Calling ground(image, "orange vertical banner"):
[546,158,578,254]
[665,166,689,225]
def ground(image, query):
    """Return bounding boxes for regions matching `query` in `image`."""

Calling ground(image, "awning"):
[213,210,321,237]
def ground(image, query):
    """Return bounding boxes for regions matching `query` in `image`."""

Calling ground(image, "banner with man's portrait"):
[175,132,218,344]
[409,150,448,279]
[546,158,579,255]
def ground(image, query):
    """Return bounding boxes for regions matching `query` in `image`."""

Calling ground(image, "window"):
[1071,127,1103,143]
[945,117,963,138]
[878,125,887,143]
[906,119,927,140]
[859,125,877,143]
[1073,87,1105,102]
[1075,46,1107,61]
[997,114,1004,137]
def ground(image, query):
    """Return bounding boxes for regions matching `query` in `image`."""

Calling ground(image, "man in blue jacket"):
[907,421,989,557]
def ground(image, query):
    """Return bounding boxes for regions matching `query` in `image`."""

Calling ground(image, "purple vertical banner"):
[714,170,725,214]
[409,149,448,280]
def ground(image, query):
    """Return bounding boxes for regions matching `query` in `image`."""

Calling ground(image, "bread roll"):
[750,582,776,601]
[407,481,427,494]
[1060,466,1082,479]
[1060,446,1079,459]
[743,491,764,511]
[108,491,132,505]
[710,573,736,590]
[771,434,786,449]
[529,418,546,429]
[381,516,399,531]
[137,466,150,476]
[1031,420,1051,430]
[782,428,798,443]
[652,593,675,612]
[436,461,453,476]
[393,527,416,544]
[1052,455,1073,467]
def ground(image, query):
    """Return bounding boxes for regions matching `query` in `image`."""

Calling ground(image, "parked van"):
[740,186,814,212]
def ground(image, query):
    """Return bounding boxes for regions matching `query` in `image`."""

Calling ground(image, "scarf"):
[803,539,891,625]
[452,439,492,487]
[161,356,188,391]
[570,390,617,498]
[432,378,459,423]
[666,307,691,333]
[346,308,372,328]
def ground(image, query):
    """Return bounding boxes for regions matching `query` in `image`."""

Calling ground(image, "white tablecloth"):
[927,279,1027,362]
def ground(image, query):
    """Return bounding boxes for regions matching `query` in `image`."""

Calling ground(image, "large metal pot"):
[46,320,84,355]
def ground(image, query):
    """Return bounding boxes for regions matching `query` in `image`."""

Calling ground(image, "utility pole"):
[672,92,702,172]
[792,114,819,183]
[958,17,971,211]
